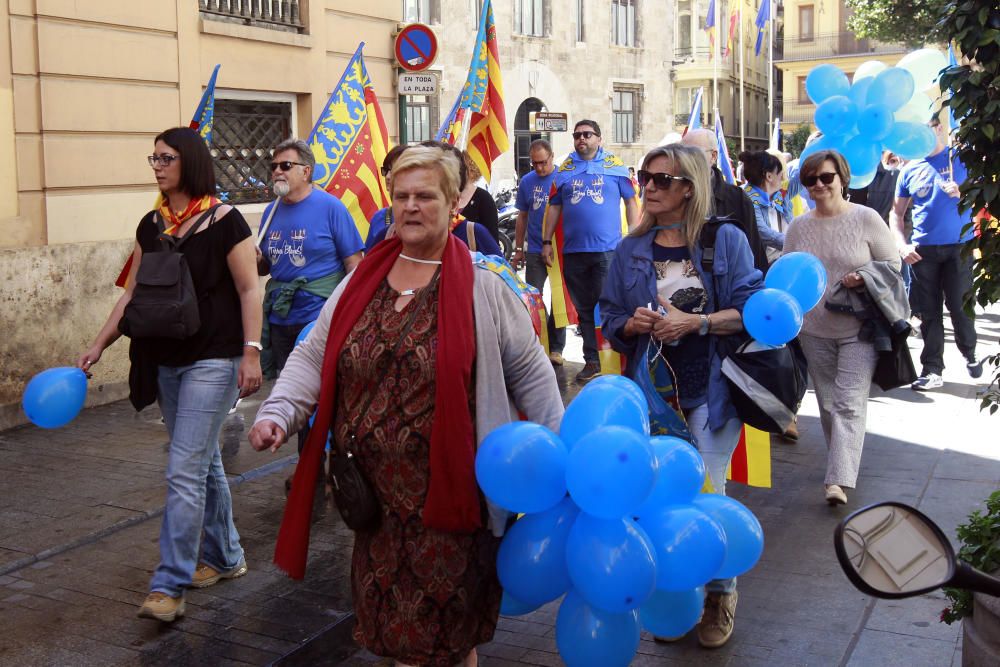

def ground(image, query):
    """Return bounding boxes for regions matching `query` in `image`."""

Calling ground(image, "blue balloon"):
[805,64,850,104]
[799,132,849,163]
[639,587,705,638]
[587,374,647,414]
[560,382,650,450]
[866,67,916,112]
[632,436,705,520]
[847,78,873,110]
[884,121,937,160]
[294,320,316,346]
[638,505,727,591]
[500,591,541,616]
[22,367,88,429]
[851,169,878,189]
[843,135,883,180]
[764,252,827,313]
[692,494,765,579]
[556,589,641,667]
[497,496,579,606]
[857,103,895,141]
[814,96,858,137]
[566,426,658,519]
[475,422,568,514]
[566,514,657,613]
[742,288,804,346]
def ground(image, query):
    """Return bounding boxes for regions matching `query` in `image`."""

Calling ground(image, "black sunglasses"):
[637,170,691,190]
[270,161,307,172]
[801,172,838,187]
[572,131,598,140]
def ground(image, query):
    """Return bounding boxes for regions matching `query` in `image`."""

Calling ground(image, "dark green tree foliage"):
[845,0,951,46]
[785,124,813,158]
[938,2,1000,414]
[941,490,1000,624]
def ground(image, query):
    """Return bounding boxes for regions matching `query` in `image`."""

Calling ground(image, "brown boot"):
[780,419,799,443]
[697,591,737,648]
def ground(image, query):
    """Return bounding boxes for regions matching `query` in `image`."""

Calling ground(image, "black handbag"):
[719,335,810,434]
[328,267,441,531]
[328,436,380,531]
[873,326,918,391]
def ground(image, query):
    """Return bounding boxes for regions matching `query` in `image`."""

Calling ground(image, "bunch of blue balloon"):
[22,367,88,429]
[475,375,765,667]
[742,252,827,345]
[800,48,949,187]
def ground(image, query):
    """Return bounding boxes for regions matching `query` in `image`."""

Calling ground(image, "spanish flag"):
[595,303,626,376]
[308,43,391,242]
[434,0,508,182]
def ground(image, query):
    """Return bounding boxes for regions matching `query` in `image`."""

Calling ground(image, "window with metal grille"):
[405,94,439,144]
[612,86,640,144]
[612,0,636,47]
[514,0,545,37]
[211,99,292,205]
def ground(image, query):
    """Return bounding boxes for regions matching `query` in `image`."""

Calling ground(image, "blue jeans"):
[562,251,615,364]
[151,358,244,597]
[687,403,741,594]
[525,253,566,354]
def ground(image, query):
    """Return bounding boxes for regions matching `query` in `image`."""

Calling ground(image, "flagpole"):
[739,1,745,152]
[767,0,774,144]
[713,0,720,120]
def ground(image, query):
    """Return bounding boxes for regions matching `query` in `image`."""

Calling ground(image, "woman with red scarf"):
[250,145,563,667]
[77,127,262,622]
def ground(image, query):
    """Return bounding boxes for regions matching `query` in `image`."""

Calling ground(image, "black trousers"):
[911,243,977,375]
[270,322,312,454]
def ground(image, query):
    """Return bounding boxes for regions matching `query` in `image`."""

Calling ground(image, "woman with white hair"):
[250,145,563,667]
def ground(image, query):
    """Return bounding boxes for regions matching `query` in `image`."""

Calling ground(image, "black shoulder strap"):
[161,204,222,250]
[699,215,741,273]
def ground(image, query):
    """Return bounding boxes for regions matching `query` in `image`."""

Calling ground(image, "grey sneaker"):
[697,591,738,648]
[911,373,944,391]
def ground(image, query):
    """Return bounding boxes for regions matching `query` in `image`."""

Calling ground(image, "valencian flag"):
[308,43,391,242]
[705,0,717,60]
[715,115,737,185]
[115,64,222,287]
[724,3,739,59]
[434,0,508,182]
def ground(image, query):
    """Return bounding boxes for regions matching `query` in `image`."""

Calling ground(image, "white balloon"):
[897,48,948,91]
[853,60,887,83]
[894,92,935,124]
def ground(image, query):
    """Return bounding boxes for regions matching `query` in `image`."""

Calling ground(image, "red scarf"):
[274,234,480,579]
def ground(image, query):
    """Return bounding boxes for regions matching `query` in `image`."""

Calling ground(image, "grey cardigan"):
[254,262,565,535]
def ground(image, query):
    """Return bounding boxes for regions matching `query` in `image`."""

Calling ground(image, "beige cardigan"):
[254,261,565,535]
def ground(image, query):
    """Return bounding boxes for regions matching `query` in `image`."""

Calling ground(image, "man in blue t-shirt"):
[258,138,363,382]
[513,139,565,365]
[891,116,980,391]
[541,120,639,383]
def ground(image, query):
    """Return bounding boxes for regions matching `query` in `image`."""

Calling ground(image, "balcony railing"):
[777,32,906,62]
[200,0,304,33]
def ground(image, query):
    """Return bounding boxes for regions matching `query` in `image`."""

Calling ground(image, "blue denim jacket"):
[598,226,763,430]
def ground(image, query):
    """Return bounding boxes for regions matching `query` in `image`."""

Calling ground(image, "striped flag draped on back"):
[307,43,391,242]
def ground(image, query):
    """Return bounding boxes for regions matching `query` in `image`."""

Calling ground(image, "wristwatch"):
[244,341,263,351]
[542,239,553,246]
[698,314,710,336]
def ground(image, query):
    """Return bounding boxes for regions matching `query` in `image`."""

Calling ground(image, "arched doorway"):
[514,97,550,178]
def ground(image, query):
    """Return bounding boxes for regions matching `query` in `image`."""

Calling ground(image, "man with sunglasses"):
[891,116,982,391]
[541,120,640,383]
[258,137,364,395]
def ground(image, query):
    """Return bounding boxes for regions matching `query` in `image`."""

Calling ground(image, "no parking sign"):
[394,23,438,72]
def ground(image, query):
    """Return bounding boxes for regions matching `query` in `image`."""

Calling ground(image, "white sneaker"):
[911,373,944,391]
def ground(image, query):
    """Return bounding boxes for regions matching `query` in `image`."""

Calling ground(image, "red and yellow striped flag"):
[727,425,772,487]
[307,43,391,242]
[724,4,739,58]
[544,195,579,329]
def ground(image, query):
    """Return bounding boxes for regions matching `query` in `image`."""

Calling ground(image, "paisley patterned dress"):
[333,279,502,666]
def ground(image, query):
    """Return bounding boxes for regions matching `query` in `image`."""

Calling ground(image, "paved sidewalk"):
[1,311,998,666]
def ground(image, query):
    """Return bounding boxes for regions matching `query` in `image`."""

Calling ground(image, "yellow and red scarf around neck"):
[114,194,221,288]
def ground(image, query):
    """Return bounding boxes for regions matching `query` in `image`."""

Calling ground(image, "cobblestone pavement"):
[2,312,999,666]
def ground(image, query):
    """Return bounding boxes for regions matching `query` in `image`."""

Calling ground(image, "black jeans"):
[525,253,566,354]
[270,322,312,454]
[562,251,615,364]
[911,243,977,375]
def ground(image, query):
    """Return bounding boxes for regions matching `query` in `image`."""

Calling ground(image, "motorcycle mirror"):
[834,502,956,599]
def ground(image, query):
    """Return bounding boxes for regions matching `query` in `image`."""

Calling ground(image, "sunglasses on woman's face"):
[637,170,690,190]
[801,172,838,187]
